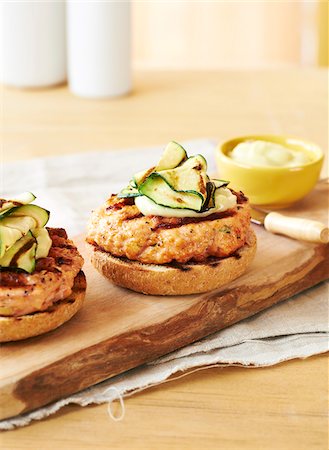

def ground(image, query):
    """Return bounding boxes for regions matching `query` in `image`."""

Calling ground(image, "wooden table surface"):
[1,70,328,449]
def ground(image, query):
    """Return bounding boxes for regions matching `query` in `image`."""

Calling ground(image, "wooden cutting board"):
[0,182,328,421]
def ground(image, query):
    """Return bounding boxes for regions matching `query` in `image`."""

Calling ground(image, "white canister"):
[0,1,66,88]
[66,1,131,98]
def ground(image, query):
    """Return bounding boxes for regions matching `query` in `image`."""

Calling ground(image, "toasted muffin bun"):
[0,271,86,343]
[87,228,256,296]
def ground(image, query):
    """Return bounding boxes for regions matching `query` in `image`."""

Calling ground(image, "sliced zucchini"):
[9,204,50,227]
[200,180,230,211]
[0,192,36,214]
[155,155,208,203]
[0,225,23,258]
[117,184,141,198]
[15,241,37,273]
[31,228,52,259]
[0,232,32,266]
[133,166,156,187]
[156,141,187,171]
[214,187,237,211]
[0,208,16,220]
[139,174,203,211]
[0,232,36,273]
[202,182,216,211]
[212,179,230,188]
[0,216,37,234]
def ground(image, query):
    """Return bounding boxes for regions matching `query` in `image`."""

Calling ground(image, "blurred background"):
[133,1,328,70]
[1,1,328,162]
[1,1,328,83]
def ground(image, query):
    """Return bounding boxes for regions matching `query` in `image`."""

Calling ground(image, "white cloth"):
[2,139,217,235]
[1,139,328,430]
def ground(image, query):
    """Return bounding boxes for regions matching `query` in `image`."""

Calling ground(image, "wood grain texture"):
[2,70,328,181]
[1,355,328,450]
[0,183,328,421]
[1,70,328,448]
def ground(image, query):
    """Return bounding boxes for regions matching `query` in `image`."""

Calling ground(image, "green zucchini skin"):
[0,192,36,214]
[156,141,187,171]
[121,154,209,210]
[116,142,232,214]
[0,216,37,234]
[8,205,50,228]
[139,173,204,211]
[117,185,141,198]
[154,155,208,200]
[133,167,156,187]
[213,179,230,188]
[15,240,37,273]
[31,228,52,259]
[200,179,230,212]
[0,226,22,258]
[0,195,52,273]
[202,182,216,211]
[0,232,37,273]
[0,208,17,220]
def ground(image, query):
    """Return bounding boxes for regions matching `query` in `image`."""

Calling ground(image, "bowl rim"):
[217,134,324,171]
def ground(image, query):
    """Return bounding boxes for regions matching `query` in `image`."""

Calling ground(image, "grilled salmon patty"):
[87,191,251,265]
[0,228,84,317]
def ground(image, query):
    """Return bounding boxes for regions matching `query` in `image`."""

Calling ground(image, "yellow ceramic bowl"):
[216,135,324,208]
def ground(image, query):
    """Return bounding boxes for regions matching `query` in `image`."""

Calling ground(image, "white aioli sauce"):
[135,187,237,218]
[230,140,310,167]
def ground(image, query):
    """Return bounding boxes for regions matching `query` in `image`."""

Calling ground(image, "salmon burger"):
[0,194,86,342]
[86,142,256,295]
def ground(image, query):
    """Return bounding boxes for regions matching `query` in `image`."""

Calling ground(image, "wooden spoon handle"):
[264,212,329,243]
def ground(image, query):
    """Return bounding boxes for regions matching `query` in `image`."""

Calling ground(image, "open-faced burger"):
[86,142,256,295]
[0,193,86,342]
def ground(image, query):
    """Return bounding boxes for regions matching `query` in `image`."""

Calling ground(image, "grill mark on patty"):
[234,190,248,204]
[164,248,244,270]
[47,227,68,239]
[124,213,144,221]
[150,210,236,231]
[35,257,62,273]
[49,234,75,249]
[88,190,250,265]
[0,229,84,316]
[0,270,30,286]
[55,256,72,266]
[90,245,244,269]
[106,197,135,211]
[53,243,75,249]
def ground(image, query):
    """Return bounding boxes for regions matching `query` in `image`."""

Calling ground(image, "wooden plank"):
[2,355,327,450]
[0,183,328,421]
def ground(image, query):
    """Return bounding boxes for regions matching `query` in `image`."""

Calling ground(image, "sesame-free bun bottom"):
[88,228,256,296]
[0,271,86,343]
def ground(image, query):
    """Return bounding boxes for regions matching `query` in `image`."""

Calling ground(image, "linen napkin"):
[1,139,328,430]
